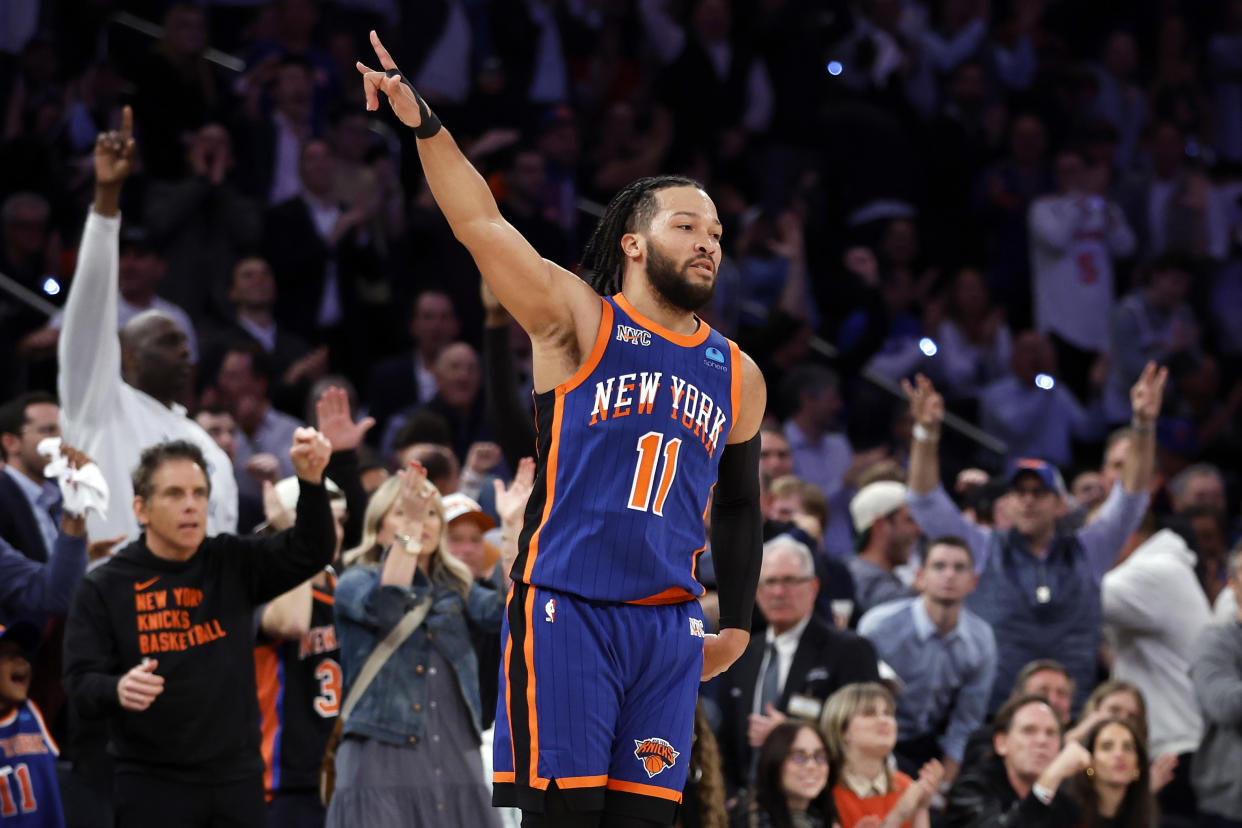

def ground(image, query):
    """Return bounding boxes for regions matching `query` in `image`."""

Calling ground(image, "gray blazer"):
[1190,620,1242,819]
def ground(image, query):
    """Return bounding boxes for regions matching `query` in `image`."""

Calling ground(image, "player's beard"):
[645,240,715,313]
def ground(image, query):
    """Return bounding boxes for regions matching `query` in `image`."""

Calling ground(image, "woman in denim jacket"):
[326,463,505,828]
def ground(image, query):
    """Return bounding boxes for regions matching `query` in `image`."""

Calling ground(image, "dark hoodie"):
[62,479,333,783]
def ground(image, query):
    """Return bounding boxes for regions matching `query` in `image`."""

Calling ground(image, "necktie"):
[759,641,781,712]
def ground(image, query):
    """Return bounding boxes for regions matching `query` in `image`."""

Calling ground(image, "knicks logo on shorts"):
[633,737,679,778]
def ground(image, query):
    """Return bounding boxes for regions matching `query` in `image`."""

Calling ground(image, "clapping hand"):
[391,462,440,542]
[290,428,332,484]
[494,457,536,532]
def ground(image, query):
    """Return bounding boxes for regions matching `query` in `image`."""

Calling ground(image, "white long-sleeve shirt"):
[57,210,238,545]
[1102,529,1211,756]
[1029,192,1136,352]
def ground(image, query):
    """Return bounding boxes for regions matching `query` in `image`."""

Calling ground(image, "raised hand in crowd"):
[885,759,945,827]
[289,427,332,484]
[1035,739,1092,793]
[903,373,946,436]
[747,703,787,749]
[1129,361,1168,426]
[495,457,535,583]
[315,385,374,452]
[117,658,164,712]
[262,480,295,533]
[465,441,503,477]
[244,453,281,486]
[1150,752,1178,794]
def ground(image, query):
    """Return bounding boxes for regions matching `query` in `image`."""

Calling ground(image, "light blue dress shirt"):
[858,597,997,762]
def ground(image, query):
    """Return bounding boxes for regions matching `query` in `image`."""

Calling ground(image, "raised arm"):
[58,107,135,428]
[356,32,598,349]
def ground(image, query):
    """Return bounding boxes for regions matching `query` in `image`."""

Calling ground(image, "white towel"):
[38,437,110,519]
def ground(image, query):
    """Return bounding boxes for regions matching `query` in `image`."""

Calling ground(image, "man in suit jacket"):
[0,392,62,563]
[262,139,381,379]
[716,534,880,795]
[366,289,459,443]
[199,256,323,418]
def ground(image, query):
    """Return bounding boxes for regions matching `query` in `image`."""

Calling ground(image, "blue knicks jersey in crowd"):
[513,294,741,604]
[0,701,63,827]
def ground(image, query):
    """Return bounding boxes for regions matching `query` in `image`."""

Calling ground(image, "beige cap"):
[849,481,908,533]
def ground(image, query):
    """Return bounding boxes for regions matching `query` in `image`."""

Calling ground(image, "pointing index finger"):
[369,30,398,71]
[120,105,133,141]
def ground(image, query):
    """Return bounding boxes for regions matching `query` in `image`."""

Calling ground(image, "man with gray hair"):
[1190,545,1242,827]
[56,107,237,546]
[1169,463,1227,514]
[715,534,879,795]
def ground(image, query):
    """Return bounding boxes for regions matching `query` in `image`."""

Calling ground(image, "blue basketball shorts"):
[491,582,706,824]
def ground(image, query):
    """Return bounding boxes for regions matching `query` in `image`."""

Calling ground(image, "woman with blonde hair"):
[326,463,505,828]
[820,683,943,828]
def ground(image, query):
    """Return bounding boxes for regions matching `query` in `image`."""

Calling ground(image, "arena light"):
[1035,373,1055,390]
[41,277,61,296]
[827,61,843,76]
[918,337,938,356]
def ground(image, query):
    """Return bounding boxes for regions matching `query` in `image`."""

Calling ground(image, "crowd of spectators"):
[1,0,1242,827]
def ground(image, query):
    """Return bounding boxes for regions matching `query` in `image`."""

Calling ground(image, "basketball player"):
[358,31,766,828]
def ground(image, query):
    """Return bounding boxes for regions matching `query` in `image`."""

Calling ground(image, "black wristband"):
[386,68,442,139]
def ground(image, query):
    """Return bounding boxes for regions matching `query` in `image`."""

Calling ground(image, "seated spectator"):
[328,465,503,827]
[859,537,996,786]
[821,682,943,828]
[380,343,490,464]
[717,536,879,797]
[57,110,238,545]
[730,721,836,828]
[767,476,831,547]
[1076,681,1182,798]
[903,370,1158,712]
[46,225,201,365]
[366,290,459,444]
[1057,718,1157,827]
[944,694,1080,827]
[848,482,918,614]
[959,659,1075,778]
[0,622,65,827]
[781,366,853,500]
[978,331,1103,468]
[200,256,324,418]
[442,492,499,583]
[1104,253,1202,425]
[932,267,1013,402]
[1190,545,1242,827]
[143,123,262,326]
[213,341,305,502]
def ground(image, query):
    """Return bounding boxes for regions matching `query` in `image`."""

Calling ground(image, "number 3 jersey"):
[254,574,340,796]
[513,294,741,604]
[0,700,63,828]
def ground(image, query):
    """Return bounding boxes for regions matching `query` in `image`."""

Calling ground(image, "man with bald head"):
[57,107,238,546]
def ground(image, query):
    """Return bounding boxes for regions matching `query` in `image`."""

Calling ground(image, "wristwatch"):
[393,533,421,555]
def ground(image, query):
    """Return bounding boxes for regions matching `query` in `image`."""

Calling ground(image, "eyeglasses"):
[759,575,814,590]
[787,750,829,766]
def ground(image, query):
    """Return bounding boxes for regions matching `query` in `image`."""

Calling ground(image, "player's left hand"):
[701,627,749,681]
[290,427,332,484]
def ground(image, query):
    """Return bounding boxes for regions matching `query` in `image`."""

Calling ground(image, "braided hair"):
[580,175,704,296]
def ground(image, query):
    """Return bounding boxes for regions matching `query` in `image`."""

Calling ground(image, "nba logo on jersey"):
[633,738,679,778]
[545,598,556,623]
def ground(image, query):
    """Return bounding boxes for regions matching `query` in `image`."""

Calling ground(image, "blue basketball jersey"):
[0,701,64,828]
[513,294,741,604]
